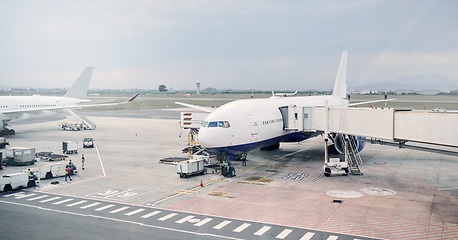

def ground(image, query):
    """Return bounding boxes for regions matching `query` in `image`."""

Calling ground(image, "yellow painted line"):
[154,143,320,204]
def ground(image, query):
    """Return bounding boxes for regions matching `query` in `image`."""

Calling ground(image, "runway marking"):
[176,215,194,224]
[95,143,107,177]
[15,193,36,199]
[141,211,161,219]
[276,229,292,239]
[300,232,316,240]
[66,200,87,207]
[95,204,116,211]
[233,223,251,232]
[0,199,245,240]
[109,206,129,214]
[80,202,100,209]
[327,236,338,240]
[158,213,178,221]
[40,196,61,203]
[194,218,212,227]
[254,226,271,236]
[125,208,145,216]
[28,195,48,201]
[53,198,74,205]
[213,220,232,229]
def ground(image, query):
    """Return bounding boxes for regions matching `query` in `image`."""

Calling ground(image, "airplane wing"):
[2,93,139,114]
[348,98,397,107]
[175,102,215,113]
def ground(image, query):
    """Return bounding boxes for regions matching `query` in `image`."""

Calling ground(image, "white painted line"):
[158,213,178,221]
[66,200,87,207]
[28,195,48,201]
[213,220,231,230]
[176,215,194,224]
[53,198,74,205]
[276,229,292,239]
[3,193,21,197]
[125,208,145,216]
[95,143,107,177]
[95,204,116,211]
[15,193,36,199]
[254,226,271,236]
[300,232,316,240]
[141,211,161,219]
[80,202,100,209]
[327,236,338,240]
[40,197,61,203]
[194,218,212,227]
[233,223,251,233]
[109,206,129,214]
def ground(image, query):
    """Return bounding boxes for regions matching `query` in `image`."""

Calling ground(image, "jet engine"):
[330,134,366,154]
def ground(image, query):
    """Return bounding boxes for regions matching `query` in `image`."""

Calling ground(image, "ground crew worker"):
[27,169,34,180]
[68,159,72,168]
[65,165,72,181]
[81,154,85,170]
[241,153,247,166]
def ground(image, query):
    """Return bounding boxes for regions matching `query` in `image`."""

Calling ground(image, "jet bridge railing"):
[286,106,458,148]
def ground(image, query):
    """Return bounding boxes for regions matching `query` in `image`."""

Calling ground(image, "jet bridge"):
[283,105,458,176]
[283,106,458,148]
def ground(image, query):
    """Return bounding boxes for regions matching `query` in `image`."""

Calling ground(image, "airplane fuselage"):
[199,95,345,154]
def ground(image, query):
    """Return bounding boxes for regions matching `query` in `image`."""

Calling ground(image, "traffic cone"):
[200,179,204,187]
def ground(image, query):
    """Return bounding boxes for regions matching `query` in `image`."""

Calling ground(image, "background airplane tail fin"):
[64,67,94,99]
[332,51,347,99]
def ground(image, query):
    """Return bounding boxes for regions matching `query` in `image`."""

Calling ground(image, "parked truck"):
[177,158,206,178]
[62,141,78,154]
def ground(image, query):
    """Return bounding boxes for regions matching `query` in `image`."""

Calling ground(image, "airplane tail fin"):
[332,51,347,99]
[64,67,94,99]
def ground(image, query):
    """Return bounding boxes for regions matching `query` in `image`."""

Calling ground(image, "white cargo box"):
[177,159,206,178]
[33,161,67,179]
[6,147,36,162]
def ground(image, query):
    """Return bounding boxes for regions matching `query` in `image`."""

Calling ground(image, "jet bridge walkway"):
[283,106,458,152]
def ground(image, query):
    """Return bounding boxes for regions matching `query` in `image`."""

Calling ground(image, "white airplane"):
[0,67,138,136]
[176,52,375,159]
[270,90,298,98]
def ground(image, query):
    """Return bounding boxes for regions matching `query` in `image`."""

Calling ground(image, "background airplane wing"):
[175,102,215,113]
[1,93,139,114]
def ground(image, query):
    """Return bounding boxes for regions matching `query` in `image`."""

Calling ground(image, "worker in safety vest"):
[241,153,247,166]
[27,169,34,180]
[81,154,85,170]
[65,165,72,181]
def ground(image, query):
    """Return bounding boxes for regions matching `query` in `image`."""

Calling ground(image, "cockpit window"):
[202,121,230,128]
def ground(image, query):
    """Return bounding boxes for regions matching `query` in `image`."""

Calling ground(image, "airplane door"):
[248,115,258,135]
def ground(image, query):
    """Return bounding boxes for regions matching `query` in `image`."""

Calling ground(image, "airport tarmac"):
[1,109,457,240]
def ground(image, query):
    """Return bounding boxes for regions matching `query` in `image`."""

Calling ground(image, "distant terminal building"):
[395,89,415,95]
[421,90,440,95]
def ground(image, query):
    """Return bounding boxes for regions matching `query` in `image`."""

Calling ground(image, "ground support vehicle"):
[60,122,83,131]
[324,158,349,177]
[177,159,206,178]
[0,137,9,149]
[34,161,68,179]
[62,141,78,154]
[83,138,94,148]
[1,172,37,192]
[4,147,36,166]
[36,151,68,161]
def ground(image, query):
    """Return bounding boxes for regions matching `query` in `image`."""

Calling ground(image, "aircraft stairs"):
[339,134,363,175]
[65,109,97,130]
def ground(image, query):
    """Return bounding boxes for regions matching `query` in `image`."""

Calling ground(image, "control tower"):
[196,81,201,95]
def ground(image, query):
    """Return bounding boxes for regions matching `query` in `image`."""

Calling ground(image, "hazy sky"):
[1,0,457,91]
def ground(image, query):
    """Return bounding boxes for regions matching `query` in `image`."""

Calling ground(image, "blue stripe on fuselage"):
[205,131,320,154]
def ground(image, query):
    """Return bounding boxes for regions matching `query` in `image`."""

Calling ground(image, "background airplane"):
[0,67,138,136]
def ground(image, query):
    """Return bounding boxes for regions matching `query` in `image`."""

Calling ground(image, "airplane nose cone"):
[199,128,214,148]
